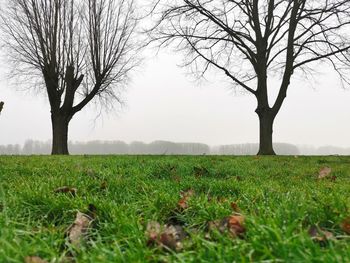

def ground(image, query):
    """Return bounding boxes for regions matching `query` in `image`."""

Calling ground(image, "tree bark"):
[51,113,70,155]
[257,111,276,155]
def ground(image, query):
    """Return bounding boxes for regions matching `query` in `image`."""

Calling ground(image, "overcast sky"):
[1,50,350,148]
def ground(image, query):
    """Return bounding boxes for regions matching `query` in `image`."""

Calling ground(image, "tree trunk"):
[257,111,276,155]
[51,113,70,155]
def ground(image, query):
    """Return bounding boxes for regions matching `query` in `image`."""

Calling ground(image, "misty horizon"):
[2,52,350,151]
[1,139,350,156]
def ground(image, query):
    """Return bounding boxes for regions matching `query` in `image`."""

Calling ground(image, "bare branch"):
[0,0,141,116]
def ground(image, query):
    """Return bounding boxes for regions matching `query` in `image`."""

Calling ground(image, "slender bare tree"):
[1,0,140,154]
[150,0,350,155]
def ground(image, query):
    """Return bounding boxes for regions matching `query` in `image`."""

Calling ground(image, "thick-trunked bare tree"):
[150,0,350,155]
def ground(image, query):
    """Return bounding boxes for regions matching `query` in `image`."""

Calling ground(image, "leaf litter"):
[340,217,350,234]
[32,179,350,260]
[308,225,335,243]
[54,186,77,196]
[146,190,246,251]
[177,189,195,210]
[146,221,186,251]
[318,167,332,179]
[66,204,97,246]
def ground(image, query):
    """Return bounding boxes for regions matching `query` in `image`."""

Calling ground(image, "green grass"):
[0,155,350,262]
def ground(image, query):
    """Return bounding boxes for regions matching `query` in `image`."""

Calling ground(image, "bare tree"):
[1,0,140,154]
[0,101,3,114]
[150,0,350,155]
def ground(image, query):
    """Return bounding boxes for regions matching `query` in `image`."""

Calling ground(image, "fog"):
[1,52,350,154]
[1,0,350,155]
[1,139,350,156]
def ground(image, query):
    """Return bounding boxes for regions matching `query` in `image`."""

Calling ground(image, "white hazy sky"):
[1,50,350,148]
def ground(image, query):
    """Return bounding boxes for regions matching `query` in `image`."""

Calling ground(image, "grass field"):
[0,156,350,262]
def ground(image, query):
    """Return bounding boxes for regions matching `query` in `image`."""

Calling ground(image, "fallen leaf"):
[308,225,335,242]
[67,212,94,246]
[208,215,246,238]
[227,215,245,237]
[160,225,185,251]
[208,218,229,233]
[322,231,334,240]
[308,225,318,238]
[146,221,161,246]
[159,232,178,250]
[24,256,48,263]
[54,186,77,196]
[340,218,350,234]
[177,189,194,210]
[177,199,188,209]
[145,221,186,251]
[318,167,332,179]
[329,175,337,182]
[230,202,240,212]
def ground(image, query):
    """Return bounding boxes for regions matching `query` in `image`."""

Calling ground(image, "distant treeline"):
[0,140,210,155]
[1,140,350,155]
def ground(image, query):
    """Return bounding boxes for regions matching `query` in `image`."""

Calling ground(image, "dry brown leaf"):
[67,212,93,246]
[24,256,48,263]
[227,215,245,237]
[160,225,185,251]
[318,167,332,179]
[159,232,178,250]
[323,231,334,240]
[208,218,229,233]
[177,189,194,210]
[54,186,77,196]
[145,221,161,246]
[308,225,318,238]
[208,215,246,238]
[308,225,334,242]
[177,198,188,209]
[145,221,185,251]
[340,218,350,234]
[230,202,240,212]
